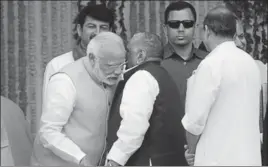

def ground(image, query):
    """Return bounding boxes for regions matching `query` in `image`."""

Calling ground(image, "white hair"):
[86,32,126,59]
[131,32,163,59]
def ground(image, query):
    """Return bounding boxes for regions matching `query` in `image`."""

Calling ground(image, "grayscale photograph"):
[1,0,267,166]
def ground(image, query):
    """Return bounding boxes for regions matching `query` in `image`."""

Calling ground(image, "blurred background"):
[1,0,267,136]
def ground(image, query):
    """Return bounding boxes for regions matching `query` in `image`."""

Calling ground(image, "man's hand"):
[184,145,195,166]
[105,159,121,166]
[79,156,91,166]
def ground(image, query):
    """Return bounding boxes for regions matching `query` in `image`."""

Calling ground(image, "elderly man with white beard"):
[31,32,126,166]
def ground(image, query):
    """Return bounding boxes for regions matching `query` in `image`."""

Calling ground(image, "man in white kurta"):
[38,4,115,131]
[182,6,262,166]
[31,32,126,166]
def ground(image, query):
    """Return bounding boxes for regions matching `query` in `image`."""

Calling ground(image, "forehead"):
[100,53,126,64]
[84,15,109,25]
[168,8,195,21]
[99,45,126,62]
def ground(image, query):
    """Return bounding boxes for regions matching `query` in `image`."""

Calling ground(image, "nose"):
[178,23,184,31]
[95,26,100,34]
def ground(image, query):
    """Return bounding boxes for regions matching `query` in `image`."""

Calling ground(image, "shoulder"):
[1,96,20,110]
[60,57,84,72]
[127,70,159,88]
[125,70,160,97]
[255,60,267,69]
[46,51,74,70]
[49,72,76,91]
[50,72,73,83]
[163,44,173,59]
[1,96,24,120]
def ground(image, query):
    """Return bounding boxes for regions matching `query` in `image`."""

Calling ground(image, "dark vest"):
[106,61,187,166]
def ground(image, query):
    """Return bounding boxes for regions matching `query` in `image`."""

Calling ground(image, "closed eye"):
[101,25,109,29]
[86,24,96,28]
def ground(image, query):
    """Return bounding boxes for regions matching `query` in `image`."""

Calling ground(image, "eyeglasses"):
[108,61,127,71]
[100,60,128,73]
[167,20,195,29]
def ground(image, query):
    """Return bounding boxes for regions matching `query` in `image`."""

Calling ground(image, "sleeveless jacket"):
[106,61,187,166]
[32,57,114,166]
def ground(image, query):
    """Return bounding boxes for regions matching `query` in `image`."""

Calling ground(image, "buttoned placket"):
[83,58,111,165]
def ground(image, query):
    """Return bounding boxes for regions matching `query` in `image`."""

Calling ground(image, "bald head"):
[129,32,163,59]
[203,6,236,38]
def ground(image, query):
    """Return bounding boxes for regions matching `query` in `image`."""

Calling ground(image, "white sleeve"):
[182,62,221,135]
[40,61,56,130]
[42,61,56,106]
[106,70,159,165]
[39,73,86,164]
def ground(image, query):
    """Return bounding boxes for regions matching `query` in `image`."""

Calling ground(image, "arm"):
[39,73,86,164]
[39,62,56,131]
[185,131,200,154]
[106,70,159,166]
[182,62,221,154]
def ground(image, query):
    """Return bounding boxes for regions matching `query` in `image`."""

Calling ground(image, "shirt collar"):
[216,41,236,50]
[207,41,236,57]
[163,43,207,60]
[205,41,236,59]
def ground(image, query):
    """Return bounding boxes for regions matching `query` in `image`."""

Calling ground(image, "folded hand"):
[184,145,195,166]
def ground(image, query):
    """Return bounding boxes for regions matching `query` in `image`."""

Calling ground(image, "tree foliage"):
[224,0,268,63]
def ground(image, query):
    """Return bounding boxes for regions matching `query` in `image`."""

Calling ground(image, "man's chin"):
[174,40,190,46]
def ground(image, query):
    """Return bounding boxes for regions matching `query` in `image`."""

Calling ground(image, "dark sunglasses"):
[167,20,195,29]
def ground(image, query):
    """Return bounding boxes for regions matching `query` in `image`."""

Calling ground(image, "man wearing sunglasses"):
[161,1,208,165]
[104,32,185,166]
[31,32,126,166]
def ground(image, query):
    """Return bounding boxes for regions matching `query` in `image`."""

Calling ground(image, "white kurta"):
[107,70,159,166]
[37,52,74,131]
[182,41,262,166]
[39,73,85,164]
